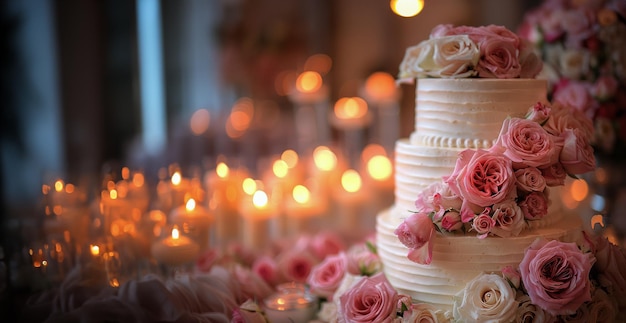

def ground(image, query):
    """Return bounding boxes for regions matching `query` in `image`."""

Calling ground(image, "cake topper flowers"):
[394,101,596,265]
[519,0,626,157]
[397,24,543,82]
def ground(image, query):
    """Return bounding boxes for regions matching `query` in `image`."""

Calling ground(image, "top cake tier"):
[410,79,547,149]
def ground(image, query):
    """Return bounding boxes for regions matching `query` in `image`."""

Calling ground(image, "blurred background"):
[1,0,539,208]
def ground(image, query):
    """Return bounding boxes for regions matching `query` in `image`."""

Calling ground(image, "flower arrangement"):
[397,24,543,81]
[394,101,596,265]
[519,0,626,158]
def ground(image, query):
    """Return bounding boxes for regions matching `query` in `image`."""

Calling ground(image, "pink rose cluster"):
[497,234,626,321]
[395,101,596,264]
[398,24,542,81]
[519,0,626,157]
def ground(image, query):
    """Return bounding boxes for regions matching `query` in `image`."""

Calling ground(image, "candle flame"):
[109,189,118,200]
[132,172,145,187]
[341,169,362,193]
[42,184,50,195]
[591,214,605,229]
[185,198,196,211]
[242,178,257,195]
[65,183,75,193]
[171,226,180,240]
[252,190,269,208]
[54,180,64,192]
[90,245,100,256]
[171,172,182,186]
[570,179,589,202]
[296,71,322,93]
[334,97,368,119]
[364,72,396,102]
[390,0,424,17]
[273,159,289,178]
[216,162,230,178]
[293,185,311,204]
[281,149,299,169]
[367,155,393,181]
[122,167,130,180]
[313,146,337,171]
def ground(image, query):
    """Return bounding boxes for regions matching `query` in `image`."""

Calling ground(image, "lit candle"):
[331,97,371,168]
[205,162,245,248]
[100,188,132,237]
[361,72,400,155]
[289,71,331,154]
[333,169,369,241]
[240,190,277,250]
[169,171,191,209]
[263,283,318,323]
[151,226,200,266]
[170,198,213,251]
[285,184,326,235]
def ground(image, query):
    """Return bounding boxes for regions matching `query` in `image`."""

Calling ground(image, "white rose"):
[428,35,479,78]
[559,48,590,80]
[317,301,339,323]
[453,273,518,323]
[402,303,448,323]
[398,41,436,79]
[515,295,553,323]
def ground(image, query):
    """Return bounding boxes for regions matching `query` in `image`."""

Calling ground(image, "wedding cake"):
[375,24,618,320]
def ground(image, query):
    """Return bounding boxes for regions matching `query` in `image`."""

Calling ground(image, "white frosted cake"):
[374,24,621,321]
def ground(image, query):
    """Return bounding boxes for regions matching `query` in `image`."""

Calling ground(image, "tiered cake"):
[375,24,613,320]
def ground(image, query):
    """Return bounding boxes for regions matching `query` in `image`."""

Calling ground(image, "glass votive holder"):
[263,283,318,323]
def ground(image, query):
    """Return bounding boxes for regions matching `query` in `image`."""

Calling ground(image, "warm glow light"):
[171,227,180,240]
[571,179,589,202]
[296,71,322,94]
[171,172,182,186]
[292,185,311,204]
[90,245,100,256]
[313,146,337,171]
[368,155,393,181]
[252,190,269,208]
[190,109,211,135]
[334,97,368,119]
[364,72,397,102]
[341,169,362,193]
[133,173,145,187]
[242,178,257,195]
[276,70,298,96]
[185,198,196,211]
[362,144,387,162]
[591,214,605,229]
[65,183,75,193]
[42,184,50,195]
[54,180,64,192]
[281,149,299,169]
[109,189,118,200]
[304,54,332,76]
[390,0,424,17]
[122,167,130,180]
[273,160,289,179]
[216,162,230,178]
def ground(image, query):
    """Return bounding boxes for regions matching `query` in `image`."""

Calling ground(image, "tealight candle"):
[263,283,318,323]
[240,190,277,250]
[170,198,213,251]
[285,184,326,235]
[333,169,369,241]
[151,226,200,266]
[205,162,245,248]
[289,71,331,154]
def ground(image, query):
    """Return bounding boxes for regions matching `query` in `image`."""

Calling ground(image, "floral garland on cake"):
[394,101,596,265]
[518,0,626,158]
[397,24,543,81]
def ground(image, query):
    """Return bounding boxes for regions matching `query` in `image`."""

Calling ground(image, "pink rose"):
[252,256,278,286]
[471,211,495,239]
[231,265,274,303]
[591,75,618,101]
[501,265,521,289]
[540,162,567,187]
[518,39,543,78]
[559,128,596,175]
[195,249,221,273]
[515,167,547,193]
[444,149,516,208]
[276,249,318,284]
[552,81,596,117]
[476,34,522,78]
[561,7,596,48]
[440,210,463,232]
[592,235,626,312]
[429,24,454,38]
[490,200,526,238]
[519,191,549,220]
[231,299,268,323]
[415,181,462,215]
[519,238,595,316]
[526,101,551,124]
[543,102,594,142]
[307,252,347,300]
[346,243,382,276]
[309,231,346,260]
[339,273,398,323]
[394,212,434,265]
[494,118,557,168]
